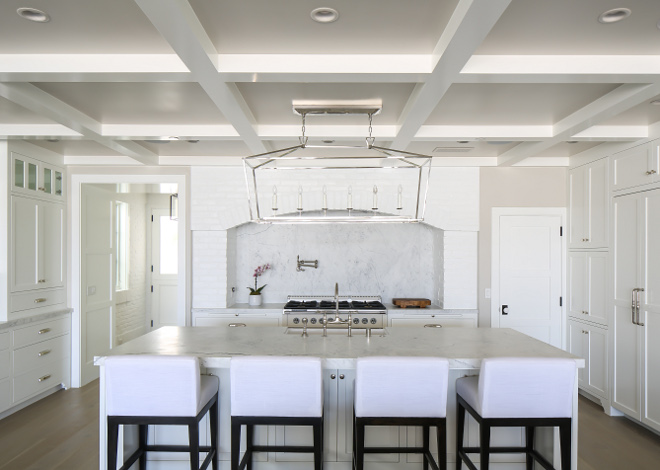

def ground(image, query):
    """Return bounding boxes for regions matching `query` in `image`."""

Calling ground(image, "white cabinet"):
[11,152,65,200]
[612,142,660,192]
[10,197,65,293]
[567,251,608,326]
[612,188,660,432]
[568,158,609,248]
[567,319,608,400]
[388,312,477,328]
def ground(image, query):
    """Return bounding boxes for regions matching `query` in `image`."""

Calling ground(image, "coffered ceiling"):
[1,0,659,166]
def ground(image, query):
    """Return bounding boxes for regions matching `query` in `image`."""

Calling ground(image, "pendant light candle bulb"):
[372,185,378,210]
[272,186,278,211]
[322,185,328,210]
[298,185,303,211]
[347,186,353,210]
[397,185,403,210]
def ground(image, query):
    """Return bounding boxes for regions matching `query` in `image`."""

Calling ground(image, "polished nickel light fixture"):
[243,102,432,224]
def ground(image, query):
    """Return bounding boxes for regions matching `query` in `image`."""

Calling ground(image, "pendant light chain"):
[299,112,308,146]
[366,112,375,148]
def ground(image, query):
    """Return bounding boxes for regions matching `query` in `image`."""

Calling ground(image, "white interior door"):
[81,186,114,385]
[149,209,179,329]
[492,210,564,348]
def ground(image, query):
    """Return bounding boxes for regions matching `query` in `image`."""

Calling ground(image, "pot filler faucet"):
[322,282,352,337]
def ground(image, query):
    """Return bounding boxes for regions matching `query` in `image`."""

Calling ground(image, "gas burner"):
[320,300,350,309]
[284,300,318,310]
[351,300,386,310]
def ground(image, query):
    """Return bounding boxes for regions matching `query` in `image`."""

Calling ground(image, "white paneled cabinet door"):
[11,197,38,292]
[641,190,660,431]
[612,192,642,419]
[40,200,65,289]
[568,158,608,249]
[612,143,660,191]
[567,320,586,386]
[569,166,586,247]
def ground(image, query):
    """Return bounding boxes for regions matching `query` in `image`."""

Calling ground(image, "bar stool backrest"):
[105,355,202,417]
[355,356,449,418]
[478,357,576,418]
[230,356,323,418]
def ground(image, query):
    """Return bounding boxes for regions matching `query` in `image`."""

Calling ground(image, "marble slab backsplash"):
[231,222,441,304]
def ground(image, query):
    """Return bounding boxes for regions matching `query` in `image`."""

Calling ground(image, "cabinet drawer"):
[194,315,280,327]
[0,379,10,413]
[13,360,67,404]
[11,289,66,313]
[390,317,477,328]
[0,350,9,381]
[13,317,70,349]
[13,334,69,375]
[0,332,9,351]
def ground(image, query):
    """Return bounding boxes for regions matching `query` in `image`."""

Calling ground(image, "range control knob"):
[370,318,377,324]
[292,317,300,324]
[361,318,368,324]
[310,317,317,324]
[353,318,360,324]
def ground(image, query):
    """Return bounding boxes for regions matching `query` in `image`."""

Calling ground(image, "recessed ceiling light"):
[322,139,335,144]
[457,141,469,144]
[311,7,339,23]
[187,139,200,143]
[650,99,660,105]
[598,8,631,24]
[46,138,60,143]
[566,141,579,144]
[17,7,50,23]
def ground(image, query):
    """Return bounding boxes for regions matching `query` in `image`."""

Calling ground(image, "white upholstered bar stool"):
[230,356,324,470]
[455,357,576,470]
[354,357,449,470]
[105,355,219,470]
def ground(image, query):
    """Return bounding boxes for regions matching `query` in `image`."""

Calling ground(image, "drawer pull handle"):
[228,323,246,327]
[646,170,657,175]
[38,187,46,191]
[424,324,443,328]
[34,298,47,304]
[38,279,46,283]
[38,328,52,334]
[38,374,51,382]
[38,349,52,357]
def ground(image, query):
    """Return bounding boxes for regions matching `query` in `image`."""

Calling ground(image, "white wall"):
[190,166,479,309]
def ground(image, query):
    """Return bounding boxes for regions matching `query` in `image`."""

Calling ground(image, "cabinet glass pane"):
[43,168,52,194]
[14,159,24,188]
[55,172,62,196]
[27,163,37,190]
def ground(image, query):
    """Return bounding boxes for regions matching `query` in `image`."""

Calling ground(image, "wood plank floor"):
[1,382,659,469]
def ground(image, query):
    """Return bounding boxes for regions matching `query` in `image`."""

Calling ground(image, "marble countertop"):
[0,309,72,331]
[95,326,583,370]
[192,305,477,315]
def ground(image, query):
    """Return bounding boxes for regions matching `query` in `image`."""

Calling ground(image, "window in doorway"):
[115,201,129,291]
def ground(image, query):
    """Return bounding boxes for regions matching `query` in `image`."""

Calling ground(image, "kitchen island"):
[96,326,583,469]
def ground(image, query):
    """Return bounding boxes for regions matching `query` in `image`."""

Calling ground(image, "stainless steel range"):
[283,294,387,330]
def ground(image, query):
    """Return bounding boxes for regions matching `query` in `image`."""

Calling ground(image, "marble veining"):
[0,309,72,331]
[95,326,584,370]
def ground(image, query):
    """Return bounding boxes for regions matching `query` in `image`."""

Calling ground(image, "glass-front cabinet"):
[12,152,65,200]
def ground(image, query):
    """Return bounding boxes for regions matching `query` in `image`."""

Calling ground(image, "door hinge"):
[151,215,154,222]
[560,226,563,236]
[150,320,153,327]
[151,265,153,272]
[151,285,154,293]
[560,296,563,307]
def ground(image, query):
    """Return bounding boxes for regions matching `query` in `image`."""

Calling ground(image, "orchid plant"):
[248,263,271,295]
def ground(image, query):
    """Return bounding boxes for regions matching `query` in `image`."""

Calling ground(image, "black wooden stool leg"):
[139,424,148,470]
[479,422,491,470]
[189,422,200,470]
[525,426,535,470]
[456,402,465,470]
[423,424,430,470]
[437,420,447,470]
[355,420,365,470]
[107,421,119,470]
[560,421,572,470]
[210,400,219,470]
[231,421,241,470]
[314,420,323,470]
[246,424,254,469]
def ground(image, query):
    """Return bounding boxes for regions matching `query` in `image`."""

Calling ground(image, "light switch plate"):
[485,288,491,299]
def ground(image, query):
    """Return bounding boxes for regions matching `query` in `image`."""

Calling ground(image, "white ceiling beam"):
[102,124,239,138]
[0,124,82,137]
[391,0,513,150]
[460,55,660,84]
[134,0,267,154]
[497,83,660,166]
[0,83,158,165]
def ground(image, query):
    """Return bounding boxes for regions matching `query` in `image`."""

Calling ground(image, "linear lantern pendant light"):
[243,102,432,224]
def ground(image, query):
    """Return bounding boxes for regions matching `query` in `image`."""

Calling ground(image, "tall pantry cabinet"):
[611,140,660,433]
[566,157,610,404]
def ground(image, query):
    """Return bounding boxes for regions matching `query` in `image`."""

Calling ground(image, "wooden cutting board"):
[392,298,431,308]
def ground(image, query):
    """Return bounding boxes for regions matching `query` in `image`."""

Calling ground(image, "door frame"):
[70,172,189,388]
[490,207,567,348]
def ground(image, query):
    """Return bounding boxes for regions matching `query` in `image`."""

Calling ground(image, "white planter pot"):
[248,294,262,306]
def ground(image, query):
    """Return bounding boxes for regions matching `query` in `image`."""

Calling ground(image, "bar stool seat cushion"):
[106,355,217,417]
[355,356,449,418]
[230,356,323,418]
[456,357,576,419]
